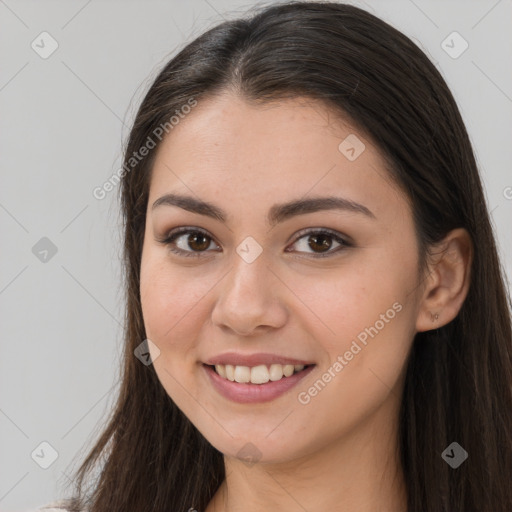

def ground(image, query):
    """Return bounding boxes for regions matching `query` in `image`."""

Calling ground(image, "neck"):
[206,391,407,512]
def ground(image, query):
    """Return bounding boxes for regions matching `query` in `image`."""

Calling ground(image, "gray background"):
[0,0,511,510]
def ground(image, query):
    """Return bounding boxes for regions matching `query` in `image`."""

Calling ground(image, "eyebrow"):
[151,193,376,226]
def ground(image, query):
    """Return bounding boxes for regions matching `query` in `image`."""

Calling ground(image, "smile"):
[212,363,308,384]
[203,363,315,403]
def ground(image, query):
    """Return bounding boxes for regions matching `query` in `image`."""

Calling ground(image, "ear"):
[416,228,473,332]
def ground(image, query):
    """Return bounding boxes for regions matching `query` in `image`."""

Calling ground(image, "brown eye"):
[159,227,350,259]
[186,232,211,251]
[159,228,220,258]
[307,233,333,253]
[288,229,350,258]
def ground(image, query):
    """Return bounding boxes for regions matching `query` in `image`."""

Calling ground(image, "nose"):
[210,253,288,336]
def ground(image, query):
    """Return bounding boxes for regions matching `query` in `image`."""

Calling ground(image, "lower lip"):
[203,364,315,404]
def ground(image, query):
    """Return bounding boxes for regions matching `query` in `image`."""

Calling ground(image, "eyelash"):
[157,226,352,259]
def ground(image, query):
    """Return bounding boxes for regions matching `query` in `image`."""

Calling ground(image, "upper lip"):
[204,352,314,367]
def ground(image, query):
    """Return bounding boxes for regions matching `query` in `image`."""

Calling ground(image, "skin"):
[139,92,472,512]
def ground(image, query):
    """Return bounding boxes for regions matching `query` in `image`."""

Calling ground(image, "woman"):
[37,1,512,511]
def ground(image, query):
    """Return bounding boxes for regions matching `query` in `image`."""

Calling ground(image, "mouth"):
[202,363,316,404]
[206,363,314,384]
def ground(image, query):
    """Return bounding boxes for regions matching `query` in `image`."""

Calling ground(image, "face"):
[140,93,423,464]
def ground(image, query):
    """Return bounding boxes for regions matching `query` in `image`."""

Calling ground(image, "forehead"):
[153,94,364,168]
[148,93,407,222]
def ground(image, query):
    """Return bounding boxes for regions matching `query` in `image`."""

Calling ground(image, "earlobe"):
[429,312,439,323]
[415,228,473,333]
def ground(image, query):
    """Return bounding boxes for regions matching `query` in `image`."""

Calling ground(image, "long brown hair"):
[62,2,512,510]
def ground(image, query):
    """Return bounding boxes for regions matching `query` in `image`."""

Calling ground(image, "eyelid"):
[156,226,220,258]
[286,227,351,258]
[288,227,351,247]
[157,226,352,258]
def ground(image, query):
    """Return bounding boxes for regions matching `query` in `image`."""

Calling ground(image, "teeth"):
[216,364,227,379]
[225,364,235,381]
[213,363,307,384]
[234,365,250,383]
[269,364,283,381]
[282,364,294,377]
[251,365,270,384]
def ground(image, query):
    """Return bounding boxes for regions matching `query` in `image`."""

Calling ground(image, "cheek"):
[140,258,209,347]
[286,260,403,352]
[139,259,210,409]
[293,299,413,450]
[288,251,415,403]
